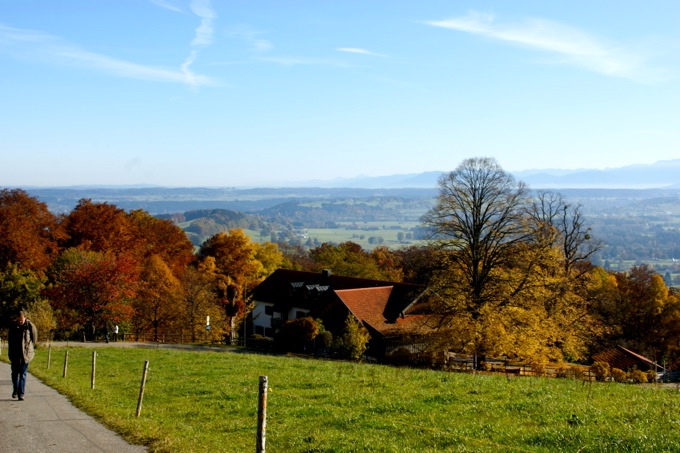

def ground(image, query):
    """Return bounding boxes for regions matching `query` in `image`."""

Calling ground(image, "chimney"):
[321,269,332,279]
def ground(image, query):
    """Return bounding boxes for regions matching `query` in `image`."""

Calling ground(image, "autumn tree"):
[0,189,63,274]
[62,199,137,255]
[198,229,283,342]
[46,248,138,340]
[421,157,598,365]
[309,241,401,281]
[134,254,182,342]
[0,263,47,329]
[180,262,221,342]
[421,157,531,317]
[396,245,447,285]
[198,229,262,287]
[128,209,195,275]
[529,191,601,275]
[277,243,315,271]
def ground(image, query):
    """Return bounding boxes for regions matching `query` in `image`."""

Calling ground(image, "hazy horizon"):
[7,158,680,190]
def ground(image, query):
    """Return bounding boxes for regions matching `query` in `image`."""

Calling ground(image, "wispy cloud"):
[189,0,215,46]
[254,56,349,68]
[148,0,184,14]
[0,24,215,87]
[228,25,272,52]
[336,47,386,57]
[426,12,657,81]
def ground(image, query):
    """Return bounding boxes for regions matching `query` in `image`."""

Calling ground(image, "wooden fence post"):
[47,344,52,369]
[91,350,97,389]
[63,350,69,378]
[136,360,150,417]
[257,375,268,453]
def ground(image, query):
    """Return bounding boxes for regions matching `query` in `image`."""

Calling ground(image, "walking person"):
[8,309,38,401]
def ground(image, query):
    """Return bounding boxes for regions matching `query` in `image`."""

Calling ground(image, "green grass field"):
[14,346,680,452]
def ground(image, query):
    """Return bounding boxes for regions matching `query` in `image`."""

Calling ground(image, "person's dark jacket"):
[8,319,38,363]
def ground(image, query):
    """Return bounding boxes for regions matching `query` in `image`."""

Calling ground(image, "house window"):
[296,311,306,319]
[264,305,273,316]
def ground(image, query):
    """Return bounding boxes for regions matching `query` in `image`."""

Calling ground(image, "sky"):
[2,1,679,188]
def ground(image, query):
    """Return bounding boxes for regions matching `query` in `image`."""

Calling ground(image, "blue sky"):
[2,1,679,187]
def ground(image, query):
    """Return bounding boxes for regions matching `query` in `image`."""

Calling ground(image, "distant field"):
[306,221,422,249]
[19,346,680,452]
[246,222,424,250]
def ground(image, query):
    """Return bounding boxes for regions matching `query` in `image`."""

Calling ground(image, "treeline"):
[159,209,269,246]
[4,172,680,370]
[0,188,417,347]
[0,189,285,344]
[260,197,431,226]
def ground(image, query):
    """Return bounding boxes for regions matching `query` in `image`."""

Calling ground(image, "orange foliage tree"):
[46,248,138,340]
[0,189,63,275]
[134,254,182,342]
[198,229,283,343]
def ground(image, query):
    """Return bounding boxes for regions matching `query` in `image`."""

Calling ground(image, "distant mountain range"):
[300,159,680,190]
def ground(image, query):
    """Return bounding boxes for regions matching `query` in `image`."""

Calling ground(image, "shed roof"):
[592,346,663,372]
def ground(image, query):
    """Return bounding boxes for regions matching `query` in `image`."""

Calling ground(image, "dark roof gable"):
[251,269,426,321]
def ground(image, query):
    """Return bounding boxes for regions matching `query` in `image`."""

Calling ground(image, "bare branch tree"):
[421,157,531,317]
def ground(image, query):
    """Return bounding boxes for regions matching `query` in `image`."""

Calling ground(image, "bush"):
[316,330,333,349]
[274,317,320,353]
[646,370,657,383]
[611,368,628,383]
[590,361,611,381]
[333,315,370,360]
[629,368,648,384]
[249,334,273,351]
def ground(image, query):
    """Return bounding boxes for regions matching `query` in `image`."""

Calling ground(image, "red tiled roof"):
[334,287,393,330]
[334,287,436,336]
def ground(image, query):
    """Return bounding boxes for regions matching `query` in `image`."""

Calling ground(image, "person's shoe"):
[18,395,24,401]
[12,392,17,398]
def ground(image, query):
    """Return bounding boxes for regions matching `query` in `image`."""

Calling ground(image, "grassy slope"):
[14,346,680,452]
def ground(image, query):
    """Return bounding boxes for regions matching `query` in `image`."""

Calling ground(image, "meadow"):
[15,345,680,452]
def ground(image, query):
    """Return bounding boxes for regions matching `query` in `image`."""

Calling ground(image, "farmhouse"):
[249,269,435,357]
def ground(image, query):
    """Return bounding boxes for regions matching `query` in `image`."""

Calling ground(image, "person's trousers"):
[11,361,29,396]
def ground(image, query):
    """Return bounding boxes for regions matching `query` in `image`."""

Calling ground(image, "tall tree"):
[46,248,138,339]
[421,158,598,364]
[421,157,531,318]
[134,255,182,342]
[0,189,63,274]
[529,191,601,275]
[198,229,262,287]
[180,262,221,343]
[198,229,279,342]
